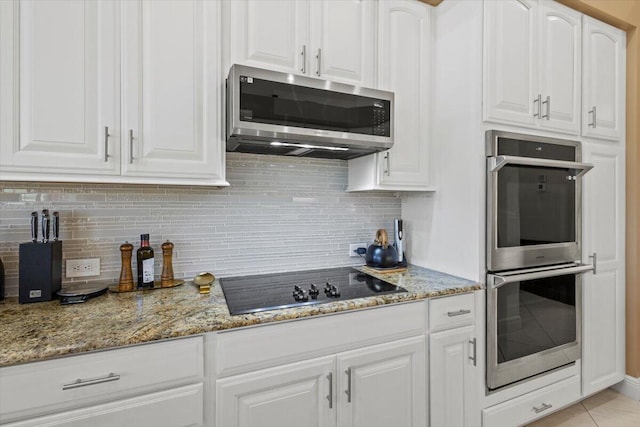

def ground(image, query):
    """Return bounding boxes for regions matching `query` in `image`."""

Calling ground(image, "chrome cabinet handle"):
[469,338,477,366]
[533,94,542,118]
[489,264,596,289]
[533,403,553,414]
[316,48,322,76]
[300,45,306,74]
[345,368,352,403]
[104,126,110,162]
[589,252,597,275]
[489,156,594,177]
[129,129,134,164]
[588,106,597,128]
[447,309,471,317]
[326,372,333,409]
[384,152,390,175]
[542,95,550,120]
[63,372,120,390]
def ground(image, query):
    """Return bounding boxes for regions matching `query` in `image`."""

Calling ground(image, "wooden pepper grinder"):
[161,240,175,287]
[118,242,134,292]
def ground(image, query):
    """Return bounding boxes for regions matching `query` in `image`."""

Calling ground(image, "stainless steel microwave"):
[226,64,394,160]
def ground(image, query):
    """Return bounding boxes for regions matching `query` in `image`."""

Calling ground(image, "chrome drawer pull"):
[469,338,477,366]
[62,372,120,390]
[104,126,110,162]
[447,309,471,317]
[345,368,352,403]
[533,402,553,414]
[326,372,333,409]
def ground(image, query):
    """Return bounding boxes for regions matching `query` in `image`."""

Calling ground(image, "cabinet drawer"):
[482,376,581,427]
[2,384,203,427]
[216,301,426,377]
[0,336,203,422]
[428,293,475,331]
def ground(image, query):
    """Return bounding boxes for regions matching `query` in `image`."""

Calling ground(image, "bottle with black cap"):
[136,234,155,289]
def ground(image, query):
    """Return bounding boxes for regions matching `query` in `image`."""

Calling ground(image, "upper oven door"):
[486,132,593,271]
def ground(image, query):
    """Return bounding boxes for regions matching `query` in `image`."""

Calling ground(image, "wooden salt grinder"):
[161,240,175,287]
[118,242,134,292]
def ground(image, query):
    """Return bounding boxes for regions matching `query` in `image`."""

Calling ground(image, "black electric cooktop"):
[219,267,408,315]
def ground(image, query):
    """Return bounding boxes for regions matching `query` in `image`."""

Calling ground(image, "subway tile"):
[0,153,401,297]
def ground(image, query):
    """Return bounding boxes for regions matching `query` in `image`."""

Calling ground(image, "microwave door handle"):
[489,155,594,177]
[489,264,595,289]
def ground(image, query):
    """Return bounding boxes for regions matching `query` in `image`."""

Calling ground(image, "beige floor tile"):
[587,405,640,427]
[582,388,640,414]
[526,403,597,427]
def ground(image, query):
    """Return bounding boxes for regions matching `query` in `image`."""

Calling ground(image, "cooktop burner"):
[219,267,407,315]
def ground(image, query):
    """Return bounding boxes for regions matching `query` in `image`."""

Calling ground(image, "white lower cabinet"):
[3,384,203,427]
[0,337,204,426]
[216,357,335,427]
[482,376,581,427]
[429,299,480,427]
[430,326,477,427]
[216,336,426,427]
[336,337,426,427]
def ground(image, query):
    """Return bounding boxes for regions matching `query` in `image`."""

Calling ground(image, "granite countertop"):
[0,265,482,367]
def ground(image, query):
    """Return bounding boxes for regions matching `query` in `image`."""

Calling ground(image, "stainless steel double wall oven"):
[485,130,595,391]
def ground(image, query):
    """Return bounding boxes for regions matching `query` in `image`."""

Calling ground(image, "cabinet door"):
[216,356,336,427]
[582,16,626,141]
[309,0,375,86]
[430,326,479,427]
[2,0,119,176]
[483,0,538,127]
[377,0,430,189]
[226,0,308,75]
[336,336,426,427]
[538,1,581,134]
[581,142,625,395]
[3,384,203,427]
[122,0,225,183]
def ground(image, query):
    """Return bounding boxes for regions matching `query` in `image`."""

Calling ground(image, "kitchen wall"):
[0,153,401,297]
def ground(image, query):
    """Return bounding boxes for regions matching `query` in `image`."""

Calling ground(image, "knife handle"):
[42,210,50,243]
[31,212,38,243]
[53,211,59,241]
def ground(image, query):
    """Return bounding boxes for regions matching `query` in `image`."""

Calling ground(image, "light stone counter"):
[0,265,482,367]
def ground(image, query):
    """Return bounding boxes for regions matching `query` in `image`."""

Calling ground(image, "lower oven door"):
[486,263,594,390]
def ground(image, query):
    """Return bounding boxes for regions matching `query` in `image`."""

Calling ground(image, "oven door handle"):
[489,155,594,177]
[489,264,595,289]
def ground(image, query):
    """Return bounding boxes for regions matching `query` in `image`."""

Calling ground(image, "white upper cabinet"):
[0,0,227,186]
[226,0,308,75]
[347,0,432,191]
[1,0,120,177]
[309,0,375,86]
[582,16,626,141]
[225,0,375,87]
[121,0,225,182]
[484,0,581,135]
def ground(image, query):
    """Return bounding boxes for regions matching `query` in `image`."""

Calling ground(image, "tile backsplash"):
[0,153,401,297]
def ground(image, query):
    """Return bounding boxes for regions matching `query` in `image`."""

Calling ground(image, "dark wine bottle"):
[136,234,154,289]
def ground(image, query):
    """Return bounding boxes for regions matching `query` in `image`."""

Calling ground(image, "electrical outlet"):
[349,243,367,257]
[66,258,101,278]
